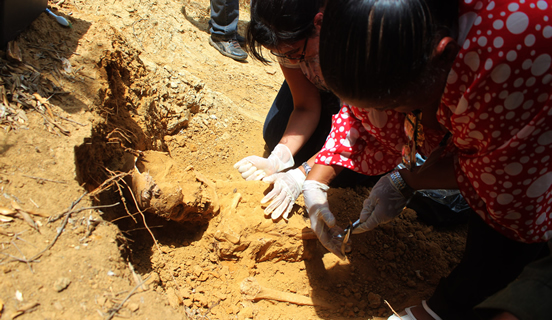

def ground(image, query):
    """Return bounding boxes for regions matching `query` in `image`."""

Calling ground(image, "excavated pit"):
[72,32,469,319]
[73,34,316,282]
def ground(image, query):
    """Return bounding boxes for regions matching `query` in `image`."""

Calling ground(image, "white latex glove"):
[303,180,346,260]
[352,172,408,234]
[261,168,305,220]
[233,144,294,181]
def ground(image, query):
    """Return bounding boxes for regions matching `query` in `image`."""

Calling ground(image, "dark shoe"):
[209,37,248,61]
[235,33,246,45]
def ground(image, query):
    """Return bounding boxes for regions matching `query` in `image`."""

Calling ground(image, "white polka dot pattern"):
[439,0,552,243]
[315,105,446,177]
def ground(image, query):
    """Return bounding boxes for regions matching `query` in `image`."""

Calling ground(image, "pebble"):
[127,302,140,312]
[368,292,382,308]
[167,287,182,309]
[54,277,71,292]
[53,301,64,310]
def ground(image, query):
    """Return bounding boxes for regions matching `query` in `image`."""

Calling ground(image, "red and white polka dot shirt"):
[316,0,552,243]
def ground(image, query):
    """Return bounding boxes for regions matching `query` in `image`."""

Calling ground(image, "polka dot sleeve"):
[315,105,408,176]
[439,0,552,243]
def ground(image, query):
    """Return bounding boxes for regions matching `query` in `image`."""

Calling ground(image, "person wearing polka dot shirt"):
[304,0,552,319]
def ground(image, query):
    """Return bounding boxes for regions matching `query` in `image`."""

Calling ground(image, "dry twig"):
[22,174,67,184]
[24,193,119,263]
[88,172,130,199]
[384,300,403,320]
[105,275,150,320]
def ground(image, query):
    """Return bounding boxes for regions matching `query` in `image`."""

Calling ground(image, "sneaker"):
[235,33,246,45]
[209,36,248,61]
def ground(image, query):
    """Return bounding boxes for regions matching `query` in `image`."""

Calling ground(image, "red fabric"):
[316,0,552,243]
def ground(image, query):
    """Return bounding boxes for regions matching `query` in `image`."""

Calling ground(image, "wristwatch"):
[390,170,415,199]
[301,162,312,176]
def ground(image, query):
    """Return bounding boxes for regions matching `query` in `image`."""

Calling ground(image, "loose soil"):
[0,1,467,319]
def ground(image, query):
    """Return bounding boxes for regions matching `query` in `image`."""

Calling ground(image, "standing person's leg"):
[426,211,547,320]
[209,0,247,60]
[210,0,238,39]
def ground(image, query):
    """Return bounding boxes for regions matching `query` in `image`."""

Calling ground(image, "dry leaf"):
[7,41,22,62]
[17,302,39,312]
[10,200,21,210]
[0,207,16,216]
[32,93,48,105]
[17,211,40,232]
[24,209,49,218]
[0,214,13,222]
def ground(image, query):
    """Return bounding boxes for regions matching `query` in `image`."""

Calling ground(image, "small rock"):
[167,287,182,309]
[97,296,107,306]
[238,306,253,320]
[415,231,426,241]
[193,265,203,277]
[183,298,193,307]
[342,288,351,297]
[368,292,381,308]
[179,287,191,299]
[194,293,208,307]
[127,302,140,312]
[145,272,160,289]
[54,277,71,292]
[53,301,64,310]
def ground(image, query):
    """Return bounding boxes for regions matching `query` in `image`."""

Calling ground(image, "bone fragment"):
[240,277,329,307]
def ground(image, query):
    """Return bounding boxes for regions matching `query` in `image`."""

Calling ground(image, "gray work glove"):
[353,172,408,234]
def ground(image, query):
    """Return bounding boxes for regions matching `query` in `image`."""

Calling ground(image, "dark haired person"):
[306,0,552,319]
[234,0,386,220]
[236,0,468,247]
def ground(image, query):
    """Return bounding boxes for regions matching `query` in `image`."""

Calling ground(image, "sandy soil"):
[0,1,467,319]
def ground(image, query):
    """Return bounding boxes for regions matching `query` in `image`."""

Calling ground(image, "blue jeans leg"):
[209,0,239,39]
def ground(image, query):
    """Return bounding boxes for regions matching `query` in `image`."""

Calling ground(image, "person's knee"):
[491,311,519,320]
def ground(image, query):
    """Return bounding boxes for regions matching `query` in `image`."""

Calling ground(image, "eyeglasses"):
[270,37,309,62]
[402,110,424,171]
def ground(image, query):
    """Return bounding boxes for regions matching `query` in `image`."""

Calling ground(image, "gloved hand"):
[234,144,294,181]
[352,172,408,234]
[261,168,305,220]
[303,180,346,260]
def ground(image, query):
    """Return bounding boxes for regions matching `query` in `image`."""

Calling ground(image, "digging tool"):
[45,8,72,28]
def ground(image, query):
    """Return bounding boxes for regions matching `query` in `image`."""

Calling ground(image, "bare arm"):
[400,148,459,190]
[306,163,343,185]
[278,65,322,155]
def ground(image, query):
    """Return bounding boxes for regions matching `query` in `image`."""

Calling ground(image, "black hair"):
[319,0,458,102]
[246,0,325,64]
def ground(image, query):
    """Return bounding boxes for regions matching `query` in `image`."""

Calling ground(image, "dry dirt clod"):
[54,277,71,292]
[167,287,182,309]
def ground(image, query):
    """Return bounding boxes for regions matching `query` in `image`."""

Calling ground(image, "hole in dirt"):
[96,188,210,276]
[73,38,220,295]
